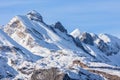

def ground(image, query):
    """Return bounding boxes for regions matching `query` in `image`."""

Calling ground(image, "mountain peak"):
[27,10,43,22]
[54,21,67,33]
[70,28,81,38]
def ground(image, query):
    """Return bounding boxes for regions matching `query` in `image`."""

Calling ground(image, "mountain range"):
[0,10,120,80]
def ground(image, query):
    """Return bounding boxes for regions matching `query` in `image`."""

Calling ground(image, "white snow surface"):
[1,11,120,79]
[70,28,81,38]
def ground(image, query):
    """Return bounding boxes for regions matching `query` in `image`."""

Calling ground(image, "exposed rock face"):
[31,67,104,80]
[97,39,110,55]
[97,38,120,56]
[27,10,43,22]
[98,34,120,56]
[71,29,120,56]
[80,32,94,45]
[54,22,67,33]
[73,37,83,48]
[31,67,65,80]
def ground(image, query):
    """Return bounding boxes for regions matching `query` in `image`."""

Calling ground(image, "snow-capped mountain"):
[0,10,120,80]
[71,29,120,56]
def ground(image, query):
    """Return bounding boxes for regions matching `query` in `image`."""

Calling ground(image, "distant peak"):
[27,10,43,22]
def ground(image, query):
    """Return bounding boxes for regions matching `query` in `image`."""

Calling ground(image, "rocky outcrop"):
[97,39,109,54]
[54,22,67,33]
[80,32,94,45]
[89,69,120,80]
[97,39,119,56]
[73,37,83,48]
[31,67,70,80]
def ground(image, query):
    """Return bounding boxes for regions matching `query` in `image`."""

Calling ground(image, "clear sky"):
[0,0,120,37]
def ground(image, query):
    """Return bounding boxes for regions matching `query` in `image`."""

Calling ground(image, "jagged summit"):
[71,29,120,55]
[27,10,43,22]
[54,21,67,33]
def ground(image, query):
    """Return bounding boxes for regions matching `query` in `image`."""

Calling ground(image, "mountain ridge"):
[0,10,120,80]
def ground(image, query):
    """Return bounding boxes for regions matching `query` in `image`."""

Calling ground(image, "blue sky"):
[0,0,120,37]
